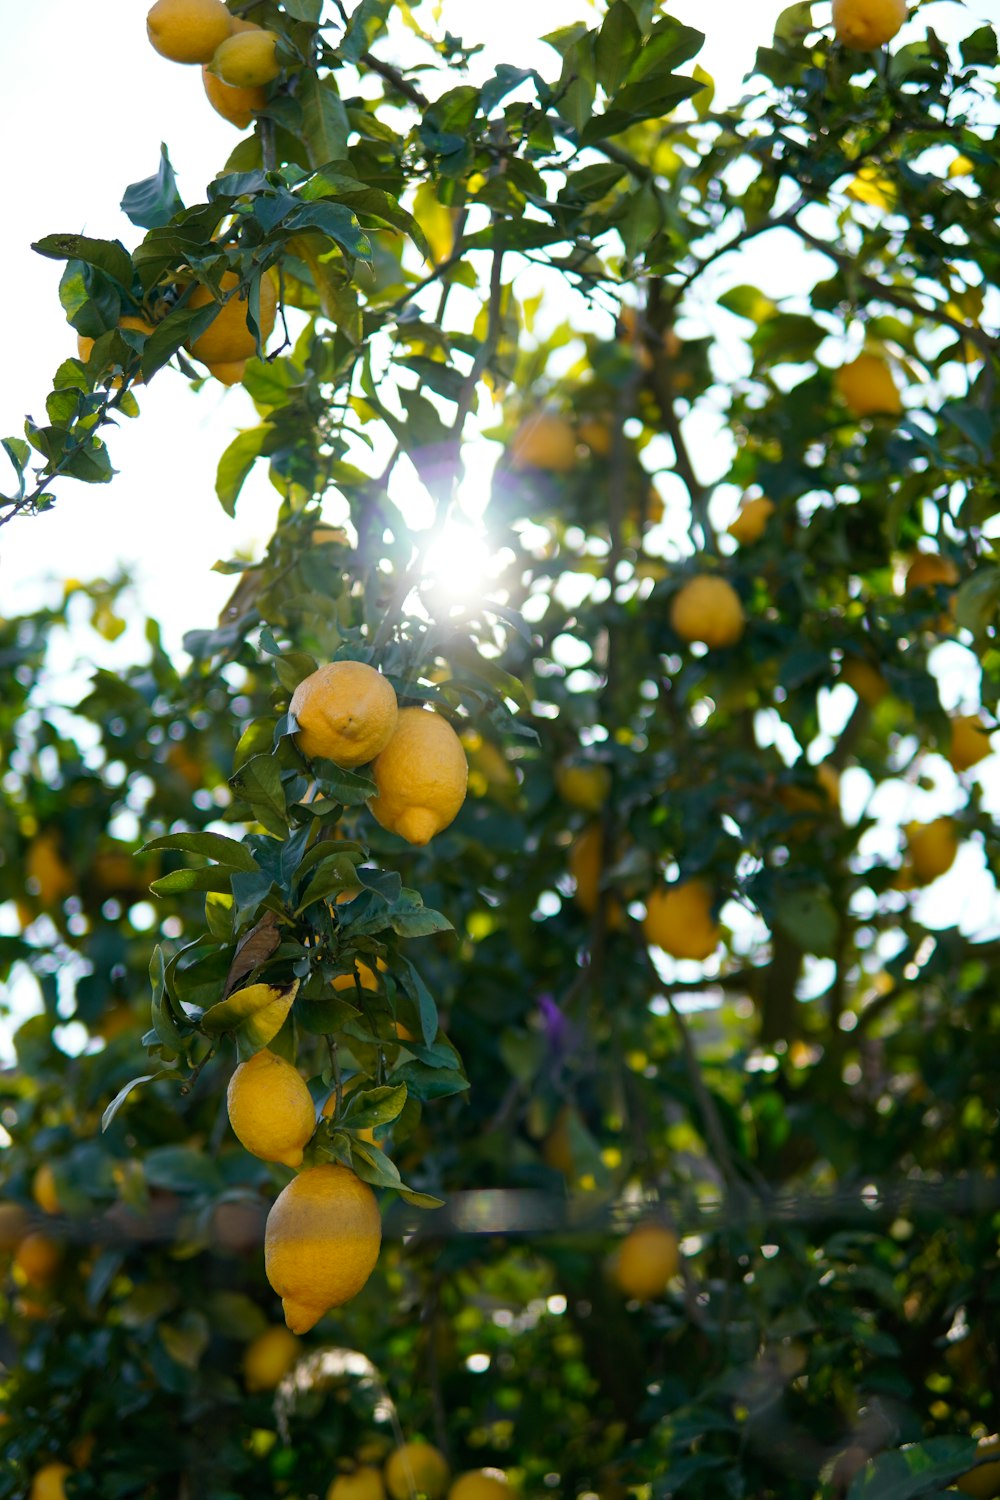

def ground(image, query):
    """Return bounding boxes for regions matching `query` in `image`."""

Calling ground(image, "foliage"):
[2,1,1000,1497]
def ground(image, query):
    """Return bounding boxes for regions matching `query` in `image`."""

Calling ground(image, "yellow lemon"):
[727,496,774,546]
[368,707,468,846]
[328,1468,387,1500]
[30,1464,74,1500]
[77,314,154,386]
[227,1049,317,1169]
[905,552,959,593]
[204,358,248,385]
[202,19,268,125]
[670,575,745,649]
[33,1164,62,1216]
[949,715,993,773]
[832,0,907,49]
[643,881,720,961]
[331,957,386,994]
[290,661,398,768]
[568,823,622,928]
[243,1325,302,1392]
[614,1223,680,1300]
[0,1201,29,1251]
[949,155,975,179]
[449,1472,514,1500]
[265,1164,381,1333]
[212,28,281,86]
[841,657,888,706]
[147,0,233,62]
[187,269,278,367]
[510,413,578,472]
[834,353,902,417]
[385,1443,450,1500]
[905,818,959,885]
[957,1436,1000,1499]
[554,761,611,812]
[15,1232,62,1287]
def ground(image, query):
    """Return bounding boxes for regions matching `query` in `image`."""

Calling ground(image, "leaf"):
[298,73,350,168]
[349,1139,402,1189]
[595,2,642,94]
[140,302,220,381]
[102,1073,165,1132]
[773,887,838,958]
[200,980,300,1053]
[297,853,365,912]
[311,760,378,806]
[847,1438,980,1500]
[389,1060,469,1102]
[222,911,281,1000]
[398,957,438,1047]
[388,891,454,939]
[144,1145,224,1193]
[141,831,261,873]
[229,753,289,838]
[32,234,134,290]
[149,867,242,897]
[296,994,360,1035]
[341,1083,408,1130]
[215,427,272,516]
[397,1188,445,1210]
[283,201,371,261]
[121,144,184,229]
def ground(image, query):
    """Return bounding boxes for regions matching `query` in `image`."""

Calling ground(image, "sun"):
[422,516,496,604]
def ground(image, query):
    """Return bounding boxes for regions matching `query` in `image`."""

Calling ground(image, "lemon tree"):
[2,2,1000,1498]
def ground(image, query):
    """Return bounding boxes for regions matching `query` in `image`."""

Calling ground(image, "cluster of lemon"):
[147,0,281,117]
[326,1445,515,1500]
[221,664,467,1330]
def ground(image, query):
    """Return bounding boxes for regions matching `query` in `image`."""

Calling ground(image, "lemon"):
[643,881,720,961]
[568,822,622,928]
[202,18,268,125]
[30,1463,74,1500]
[328,1468,387,1500]
[368,707,468,846]
[542,1105,577,1177]
[449,1472,514,1500]
[33,1164,62,1216]
[554,761,611,812]
[727,496,774,546]
[670,575,745,649]
[577,418,613,456]
[15,1232,62,1287]
[905,818,959,885]
[834,353,902,416]
[77,315,154,386]
[385,1443,450,1500]
[290,661,398,768]
[243,1325,301,1391]
[905,552,959,592]
[956,1436,1000,1499]
[227,1049,317,1169]
[212,28,281,86]
[841,657,888,707]
[0,1201,29,1251]
[187,269,278,367]
[147,0,233,62]
[949,155,975,179]
[509,413,578,472]
[614,1223,680,1300]
[832,0,907,49]
[205,358,248,386]
[265,1164,381,1333]
[331,955,387,995]
[949,715,992,773]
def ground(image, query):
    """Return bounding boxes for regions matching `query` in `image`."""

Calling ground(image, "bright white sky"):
[1,0,998,1017]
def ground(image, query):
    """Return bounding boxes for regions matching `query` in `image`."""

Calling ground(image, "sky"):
[1,0,998,1044]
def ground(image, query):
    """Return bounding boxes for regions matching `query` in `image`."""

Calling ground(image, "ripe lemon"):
[905,552,959,593]
[554,761,611,812]
[212,28,281,86]
[832,0,907,50]
[328,1468,387,1500]
[30,1464,74,1500]
[290,661,398,768]
[187,269,278,367]
[202,18,268,125]
[331,957,387,994]
[77,315,154,386]
[243,1324,301,1391]
[0,1201,29,1251]
[727,496,774,546]
[905,818,959,885]
[643,880,720,961]
[147,0,233,63]
[949,715,992,773]
[227,1049,317,1169]
[834,353,902,417]
[265,1164,381,1333]
[614,1223,680,1300]
[33,1164,62,1216]
[368,707,468,846]
[510,413,578,472]
[949,155,975,179]
[15,1232,62,1287]
[841,656,888,707]
[957,1436,1000,1499]
[385,1443,450,1500]
[449,1472,513,1500]
[568,822,622,928]
[205,358,248,385]
[670,575,745,649]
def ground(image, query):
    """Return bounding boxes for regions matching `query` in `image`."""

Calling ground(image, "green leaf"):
[141,832,261,872]
[310,760,378,806]
[201,979,300,1054]
[960,24,997,66]
[149,867,242,897]
[215,426,272,516]
[33,234,134,291]
[140,302,220,381]
[846,1438,980,1500]
[389,1060,469,1102]
[341,1083,407,1130]
[388,891,454,939]
[296,853,365,912]
[296,993,361,1035]
[349,1139,403,1189]
[284,201,371,261]
[229,753,289,838]
[102,1073,166,1132]
[298,73,350,168]
[121,144,184,230]
[145,1145,224,1194]
[398,957,438,1047]
[595,2,642,94]
[397,1188,445,1210]
[773,888,838,958]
